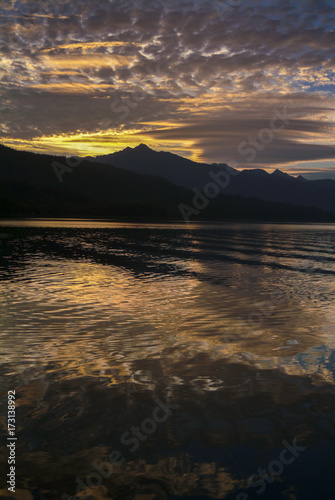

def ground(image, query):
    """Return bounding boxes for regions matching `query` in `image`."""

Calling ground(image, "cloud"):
[0,0,335,174]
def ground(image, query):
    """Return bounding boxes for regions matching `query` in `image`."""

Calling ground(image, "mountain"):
[271,168,293,179]
[0,144,191,218]
[88,144,335,215]
[297,175,308,183]
[0,143,335,222]
[86,143,236,189]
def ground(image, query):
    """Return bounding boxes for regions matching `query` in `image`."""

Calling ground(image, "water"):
[0,220,335,499]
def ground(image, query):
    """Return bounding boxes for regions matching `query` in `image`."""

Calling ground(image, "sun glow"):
[1,131,144,156]
[1,129,202,160]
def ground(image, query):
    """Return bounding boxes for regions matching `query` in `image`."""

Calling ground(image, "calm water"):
[1,220,335,500]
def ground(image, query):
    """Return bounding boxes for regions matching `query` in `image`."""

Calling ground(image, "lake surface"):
[1,220,335,500]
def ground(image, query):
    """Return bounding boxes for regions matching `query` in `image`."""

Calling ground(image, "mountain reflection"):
[0,221,335,499]
[5,360,335,499]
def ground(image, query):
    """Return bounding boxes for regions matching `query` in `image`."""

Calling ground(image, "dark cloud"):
[0,0,335,173]
[137,113,335,165]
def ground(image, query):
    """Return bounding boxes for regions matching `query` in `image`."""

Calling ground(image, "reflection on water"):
[0,220,335,499]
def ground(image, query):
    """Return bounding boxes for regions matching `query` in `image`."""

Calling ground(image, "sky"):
[1,0,335,178]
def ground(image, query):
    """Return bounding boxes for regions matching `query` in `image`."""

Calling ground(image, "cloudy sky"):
[1,0,335,178]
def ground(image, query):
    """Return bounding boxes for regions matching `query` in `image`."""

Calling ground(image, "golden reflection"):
[0,253,333,386]
[1,222,335,500]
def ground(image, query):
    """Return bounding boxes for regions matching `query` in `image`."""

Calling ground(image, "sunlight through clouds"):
[0,0,335,175]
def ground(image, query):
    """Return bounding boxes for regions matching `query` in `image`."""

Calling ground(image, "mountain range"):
[1,143,335,221]
[88,144,335,215]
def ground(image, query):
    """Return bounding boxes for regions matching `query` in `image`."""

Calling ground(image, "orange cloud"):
[28,83,112,93]
[41,41,141,53]
[42,54,131,70]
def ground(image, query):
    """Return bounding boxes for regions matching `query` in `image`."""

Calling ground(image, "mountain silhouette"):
[88,144,335,214]
[86,143,235,189]
[1,143,335,221]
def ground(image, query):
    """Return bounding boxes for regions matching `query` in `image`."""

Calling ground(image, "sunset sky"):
[1,0,335,178]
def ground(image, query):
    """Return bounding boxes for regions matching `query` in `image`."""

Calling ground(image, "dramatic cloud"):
[0,0,335,176]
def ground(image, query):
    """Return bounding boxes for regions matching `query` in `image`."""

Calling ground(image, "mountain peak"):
[271,168,292,179]
[134,143,152,152]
